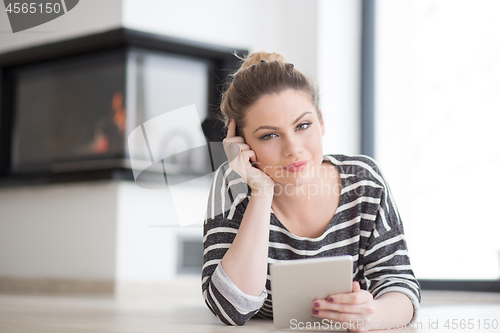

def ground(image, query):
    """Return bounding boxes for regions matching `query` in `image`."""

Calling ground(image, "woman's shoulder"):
[211,161,249,190]
[324,154,386,186]
[210,161,251,202]
[206,161,251,220]
[324,153,379,167]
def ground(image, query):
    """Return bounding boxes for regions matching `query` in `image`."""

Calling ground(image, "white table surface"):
[0,287,499,333]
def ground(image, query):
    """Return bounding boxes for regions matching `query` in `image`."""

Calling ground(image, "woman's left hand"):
[312,281,376,332]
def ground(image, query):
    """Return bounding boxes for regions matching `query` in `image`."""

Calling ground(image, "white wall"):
[318,0,361,156]
[122,0,319,82]
[0,0,122,53]
[115,181,206,282]
[0,178,208,284]
[0,182,117,280]
[273,0,319,81]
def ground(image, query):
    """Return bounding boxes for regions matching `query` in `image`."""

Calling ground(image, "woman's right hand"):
[222,119,275,195]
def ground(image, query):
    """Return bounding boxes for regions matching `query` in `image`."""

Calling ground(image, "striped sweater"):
[202,154,421,326]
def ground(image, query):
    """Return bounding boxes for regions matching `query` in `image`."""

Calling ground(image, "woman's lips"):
[283,160,308,172]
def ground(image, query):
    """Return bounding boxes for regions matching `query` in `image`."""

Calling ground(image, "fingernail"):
[313,302,320,308]
[327,297,334,302]
[312,309,319,315]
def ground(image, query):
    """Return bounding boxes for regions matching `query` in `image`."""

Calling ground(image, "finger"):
[312,309,371,324]
[226,118,236,138]
[235,143,251,152]
[325,281,357,302]
[327,290,372,305]
[223,141,251,153]
[223,136,245,144]
[223,142,252,163]
[222,141,240,164]
[230,144,240,160]
[241,149,257,164]
[313,299,374,315]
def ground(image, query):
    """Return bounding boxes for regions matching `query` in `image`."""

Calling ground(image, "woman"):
[202,52,420,331]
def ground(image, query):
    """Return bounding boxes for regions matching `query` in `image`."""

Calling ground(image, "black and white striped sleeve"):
[357,156,421,322]
[201,162,267,326]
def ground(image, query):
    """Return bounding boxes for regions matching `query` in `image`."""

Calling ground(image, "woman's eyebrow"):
[252,111,312,134]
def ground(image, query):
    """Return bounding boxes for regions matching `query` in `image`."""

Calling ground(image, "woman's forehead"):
[246,90,315,123]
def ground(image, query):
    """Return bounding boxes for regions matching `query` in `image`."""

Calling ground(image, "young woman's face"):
[242,89,325,187]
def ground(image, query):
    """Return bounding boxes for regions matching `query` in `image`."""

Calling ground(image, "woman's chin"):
[273,175,313,191]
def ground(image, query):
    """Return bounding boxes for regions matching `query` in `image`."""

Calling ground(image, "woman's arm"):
[312,156,420,331]
[220,118,276,296]
[221,191,273,296]
[202,119,276,326]
[202,164,272,326]
[372,292,414,327]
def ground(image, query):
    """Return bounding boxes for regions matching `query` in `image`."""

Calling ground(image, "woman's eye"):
[297,122,311,130]
[259,123,311,140]
[260,133,277,140]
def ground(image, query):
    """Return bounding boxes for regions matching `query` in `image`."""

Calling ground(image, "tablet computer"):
[270,255,353,330]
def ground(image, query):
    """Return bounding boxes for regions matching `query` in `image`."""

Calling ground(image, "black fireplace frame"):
[0,28,247,186]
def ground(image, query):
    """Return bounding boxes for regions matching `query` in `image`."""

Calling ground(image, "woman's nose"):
[282,134,303,157]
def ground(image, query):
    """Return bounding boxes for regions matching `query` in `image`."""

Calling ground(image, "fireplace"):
[11,50,127,174]
[0,28,245,185]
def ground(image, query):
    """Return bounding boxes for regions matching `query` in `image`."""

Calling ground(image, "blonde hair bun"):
[238,51,288,71]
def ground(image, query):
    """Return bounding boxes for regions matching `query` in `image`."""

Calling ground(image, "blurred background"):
[0,0,499,299]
